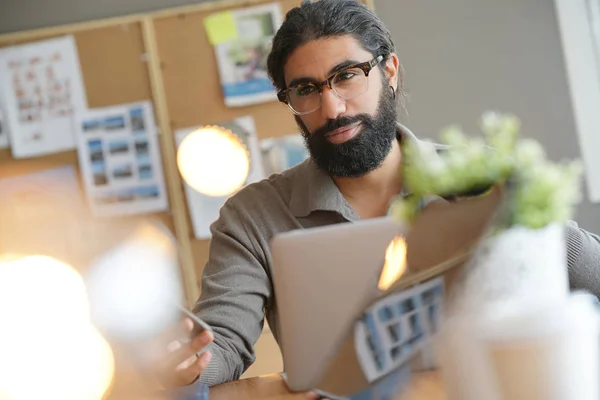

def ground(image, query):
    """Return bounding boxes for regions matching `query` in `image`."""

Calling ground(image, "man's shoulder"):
[223,160,309,217]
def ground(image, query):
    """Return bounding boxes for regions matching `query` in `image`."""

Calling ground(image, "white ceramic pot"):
[437,222,574,400]
[446,222,569,320]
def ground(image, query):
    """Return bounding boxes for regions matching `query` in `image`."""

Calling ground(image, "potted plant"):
[390,112,585,400]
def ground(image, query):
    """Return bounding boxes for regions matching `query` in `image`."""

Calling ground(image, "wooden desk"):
[210,371,446,400]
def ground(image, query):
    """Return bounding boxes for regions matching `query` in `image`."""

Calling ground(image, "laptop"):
[271,217,405,391]
[270,186,503,393]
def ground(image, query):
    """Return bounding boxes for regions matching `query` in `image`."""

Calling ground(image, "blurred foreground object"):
[393,112,597,400]
[86,221,183,344]
[391,111,582,227]
[0,255,114,400]
[439,292,600,400]
[176,125,250,197]
[84,220,212,399]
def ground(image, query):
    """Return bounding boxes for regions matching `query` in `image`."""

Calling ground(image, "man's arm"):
[192,200,271,386]
[566,221,600,298]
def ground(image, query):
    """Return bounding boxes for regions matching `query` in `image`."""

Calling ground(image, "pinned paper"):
[204,11,238,45]
[75,101,169,217]
[210,2,283,107]
[0,35,87,158]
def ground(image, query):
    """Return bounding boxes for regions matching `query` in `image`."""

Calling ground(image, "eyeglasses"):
[277,55,385,115]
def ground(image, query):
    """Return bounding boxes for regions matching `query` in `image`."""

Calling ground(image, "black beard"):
[296,86,398,178]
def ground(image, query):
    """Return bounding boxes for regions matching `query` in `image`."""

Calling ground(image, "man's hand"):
[306,391,331,400]
[156,318,214,388]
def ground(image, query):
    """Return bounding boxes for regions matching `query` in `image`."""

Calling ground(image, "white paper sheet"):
[210,3,283,107]
[176,115,265,239]
[0,35,87,158]
[75,101,168,217]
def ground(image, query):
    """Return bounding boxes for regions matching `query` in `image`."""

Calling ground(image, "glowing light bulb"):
[0,255,114,400]
[378,236,408,291]
[177,126,250,197]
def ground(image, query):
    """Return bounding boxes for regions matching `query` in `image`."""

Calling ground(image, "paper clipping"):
[176,115,265,239]
[205,3,283,107]
[0,35,87,158]
[75,101,168,217]
[260,133,308,176]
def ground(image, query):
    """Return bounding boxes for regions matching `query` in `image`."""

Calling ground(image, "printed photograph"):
[387,323,401,344]
[88,139,104,162]
[211,3,282,106]
[133,185,160,199]
[378,306,394,322]
[129,107,145,132]
[108,139,130,155]
[136,153,150,165]
[112,164,133,180]
[82,118,102,132]
[408,313,422,341]
[226,39,272,83]
[91,160,108,186]
[401,298,416,314]
[138,164,153,180]
[226,11,275,83]
[134,139,149,156]
[104,115,126,131]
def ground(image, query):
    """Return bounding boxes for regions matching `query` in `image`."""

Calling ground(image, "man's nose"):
[320,86,346,120]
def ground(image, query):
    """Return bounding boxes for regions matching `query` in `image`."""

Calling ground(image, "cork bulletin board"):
[0,0,375,305]
[0,22,176,277]
[0,23,153,167]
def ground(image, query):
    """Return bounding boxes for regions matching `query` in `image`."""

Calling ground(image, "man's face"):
[283,35,399,178]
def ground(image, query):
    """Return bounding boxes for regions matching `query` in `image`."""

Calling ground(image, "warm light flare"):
[177,125,250,197]
[378,236,408,291]
[0,255,115,400]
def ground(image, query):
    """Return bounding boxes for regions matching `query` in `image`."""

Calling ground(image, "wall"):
[376,0,600,232]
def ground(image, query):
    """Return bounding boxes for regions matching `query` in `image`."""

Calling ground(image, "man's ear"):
[384,53,401,90]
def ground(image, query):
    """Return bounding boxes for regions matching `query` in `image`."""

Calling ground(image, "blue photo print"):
[354,277,444,384]
[129,107,146,132]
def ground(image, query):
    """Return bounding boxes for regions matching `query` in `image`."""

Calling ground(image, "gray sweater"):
[193,127,600,387]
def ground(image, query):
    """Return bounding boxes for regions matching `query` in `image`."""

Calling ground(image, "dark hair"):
[267,0,397,92]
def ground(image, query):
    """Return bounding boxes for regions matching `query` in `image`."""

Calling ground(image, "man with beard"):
[157,0,600,392]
